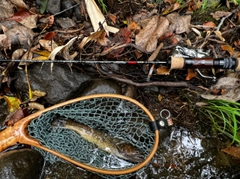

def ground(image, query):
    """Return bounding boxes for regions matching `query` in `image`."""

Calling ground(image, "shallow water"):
[135,126,240,179]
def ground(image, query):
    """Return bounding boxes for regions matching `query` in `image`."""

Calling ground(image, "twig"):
[97,65,201,90]
[54,3,81,16]
[216,13,232,31]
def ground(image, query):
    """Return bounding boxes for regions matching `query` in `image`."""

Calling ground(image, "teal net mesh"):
[28,97,155,177]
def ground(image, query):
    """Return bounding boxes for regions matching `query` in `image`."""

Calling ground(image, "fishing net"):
[28,96,156,178]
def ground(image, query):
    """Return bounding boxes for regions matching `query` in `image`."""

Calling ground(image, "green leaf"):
[40,0,49,14]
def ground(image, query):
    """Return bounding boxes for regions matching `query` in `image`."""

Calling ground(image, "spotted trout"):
[51,119,145,163]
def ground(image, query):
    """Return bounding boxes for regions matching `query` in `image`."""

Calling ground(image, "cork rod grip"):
[169,57,185,69]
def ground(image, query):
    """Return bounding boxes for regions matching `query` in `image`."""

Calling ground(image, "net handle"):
[0,94,159,175]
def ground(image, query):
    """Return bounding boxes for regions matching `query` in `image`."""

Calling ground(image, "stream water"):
[135,126,240,179]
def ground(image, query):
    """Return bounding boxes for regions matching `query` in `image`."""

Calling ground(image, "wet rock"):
[0,149,44,179]
[0,99,8,128]
[61,0,73,17]
[13,63,91,104]
[78,79,122,96]
[46,0,61,14]
[42,161,101,179]
[56,17,76,29]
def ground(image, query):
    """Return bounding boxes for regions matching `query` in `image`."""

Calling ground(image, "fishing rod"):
[1,57,240,70]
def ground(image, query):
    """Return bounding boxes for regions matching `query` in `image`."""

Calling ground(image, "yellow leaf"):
[32,50,51,57]
[3,96,21,113]
[32,56,48,61]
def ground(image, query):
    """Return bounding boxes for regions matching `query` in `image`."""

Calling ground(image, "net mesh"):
[28,97,155,177]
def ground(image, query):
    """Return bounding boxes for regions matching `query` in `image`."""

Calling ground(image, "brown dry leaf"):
[108,13,117,24]
[238,12,240,22]
[20,14,38,29]
[11,49,27,59]
[172,2,181,11]
[221,44,234,55]
[203,21,216,28]
[166,13,191,34]
[156,65,171,75]
[210,11,232,20]
[201,77,240,102]
[3,108,25,126]
[148,43,164,61]
[190,0,202,11]
[146,17,169,52]
[78,30,107,49]
[222,146,240,159]
[135,15,158,50]
[186,69,197,80]
[0,34,10,49]
[3,24,34,50]
[135,16,169,52]
[0,0,14,19]
[39,39,58,52]
[128,21,141,33]
[9,0,28,9]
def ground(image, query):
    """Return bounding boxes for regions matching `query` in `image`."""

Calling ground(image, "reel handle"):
[169,57,240,70]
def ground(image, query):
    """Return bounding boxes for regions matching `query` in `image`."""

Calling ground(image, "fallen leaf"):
[188,0,202,11]
[203,21,216,28]
[78,30,107,49]
[39,0,48,14]
[221,44,234,55]
[0,0,14,19]
[186,69,197,80]
[148,43,164,61]
[210,11,232,20]
[201,77,240,102]
[44,32,56,40]
[39,39,58,51]
[135,16,169,52]
[85,0,119,35]
[3,108,26,126]
[146,17,169,52]
[48,36,79,62]
[222,146,240,159]
[20,14,38,29]
[6,9,32,21]
[32,50,51,61]
[128,21,141,33]
[156,65,171,75]
[0,34,11,49]
[166,13,191,34]
[9,0,29,9]
[3,95,21,113]
[11,49,27,59]
[4,23,35,50]
[238,11,240,22]
[108,13,117,24]
[135,15,159,50]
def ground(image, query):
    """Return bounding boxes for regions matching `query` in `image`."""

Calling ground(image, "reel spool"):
[0,94,159,176]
